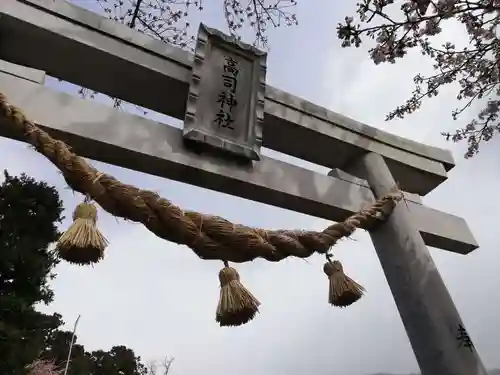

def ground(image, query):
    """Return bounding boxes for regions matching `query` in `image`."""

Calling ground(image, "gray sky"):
[1,0,499,374]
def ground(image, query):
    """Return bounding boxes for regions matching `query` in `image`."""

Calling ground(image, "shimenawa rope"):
[0,91,402,326]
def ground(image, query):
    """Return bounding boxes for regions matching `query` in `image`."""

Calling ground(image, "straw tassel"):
[323,259,365,307]
[56,200,108,265]
[216,261,260,327]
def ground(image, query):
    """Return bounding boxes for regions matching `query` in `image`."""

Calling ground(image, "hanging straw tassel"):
[323,259,365,307]
[216,261,260,327]
[56,199,108,266]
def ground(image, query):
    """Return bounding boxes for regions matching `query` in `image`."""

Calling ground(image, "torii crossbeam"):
[0,1,488,374]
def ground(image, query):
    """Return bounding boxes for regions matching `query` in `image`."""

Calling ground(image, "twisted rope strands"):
[0,92,401,263]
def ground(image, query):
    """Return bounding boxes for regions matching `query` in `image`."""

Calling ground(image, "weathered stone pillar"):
[348,152,486,375]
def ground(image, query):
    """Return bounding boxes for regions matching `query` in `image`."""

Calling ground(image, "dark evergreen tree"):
[0,170,64,374]
[41,329,91,375]
[88,346,148,375]
[0,170,164,375]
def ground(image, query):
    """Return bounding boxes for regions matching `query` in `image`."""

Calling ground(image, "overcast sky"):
[1,0,500,374]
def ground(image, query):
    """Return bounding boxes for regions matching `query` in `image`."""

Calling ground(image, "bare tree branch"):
[146,356,175,375]
[162,356,175,375]
[71,0,298,116]
[129,0,144,28]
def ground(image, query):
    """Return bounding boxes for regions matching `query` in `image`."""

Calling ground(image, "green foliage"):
[0,170,162,375]
[41,331,149,375]
[0,170,64,374]
[88,346,148,375]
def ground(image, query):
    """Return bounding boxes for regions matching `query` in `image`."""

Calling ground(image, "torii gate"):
[0,0,488,374]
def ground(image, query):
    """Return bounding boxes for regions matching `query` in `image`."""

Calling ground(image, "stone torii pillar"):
[0,1,489,373]
[347,152,487,375]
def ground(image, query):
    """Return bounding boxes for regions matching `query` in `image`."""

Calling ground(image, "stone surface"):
[0,70,478,254]
[0,0,455,194]
[348,152,487,375]
[183,24,266,161]
[327,168,423,204]
[0,58,45,84]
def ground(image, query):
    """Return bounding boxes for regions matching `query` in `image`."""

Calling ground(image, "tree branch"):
[129,0,144,28]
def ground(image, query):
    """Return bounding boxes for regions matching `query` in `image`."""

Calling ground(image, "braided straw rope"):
[0,92,402,263]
